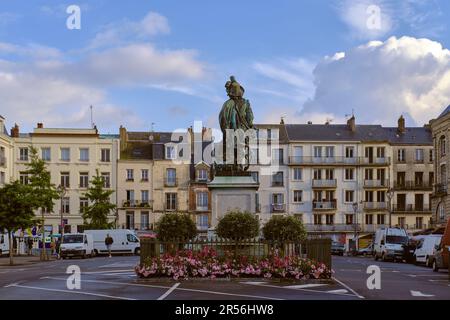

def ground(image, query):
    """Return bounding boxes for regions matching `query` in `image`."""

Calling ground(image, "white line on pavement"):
[331,277,365,299]
[327,289,349,294]
[6,284,136,300]
[283,284,327,289]
[410,290,435,297]
[242,282,355,298]
[84,269,133,274]
[157,282,180,300]
[41,277,283,300]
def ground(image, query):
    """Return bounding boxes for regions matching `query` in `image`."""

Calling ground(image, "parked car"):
[374,227,409,262]
[357,243,373,256]
[432,219,450,272]
[331,242,345,256]
[413,235,442,267]
[60,233,94,259]
[84,229,140,256]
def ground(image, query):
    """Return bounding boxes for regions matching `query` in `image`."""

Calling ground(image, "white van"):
[0,233,9,256]
[84,229,140,256]
[60,233,94,259]
[374,227,409,262]
[413,235,443,267]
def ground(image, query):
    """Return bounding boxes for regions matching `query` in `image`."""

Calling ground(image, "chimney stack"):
[119,125,127,151]
[11,124,19,138]
[37,122,43,129]
[347,116,356,132]
[398,115,406,134]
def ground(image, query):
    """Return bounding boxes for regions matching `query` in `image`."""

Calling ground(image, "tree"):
[262,215,307,242]
[25,147,59,261]
[82,170,116,229]
[216,210,259,240]
[0,181,36,265]
[155,213,197,240]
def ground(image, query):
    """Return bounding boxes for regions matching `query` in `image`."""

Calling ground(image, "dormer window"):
[197,169,208,181]
[165,145,176,160]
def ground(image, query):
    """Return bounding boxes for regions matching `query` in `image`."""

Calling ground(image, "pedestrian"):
[50,239,56,256]
[55,238,61,260]
[105,234,113,258]
[27,237,34,256]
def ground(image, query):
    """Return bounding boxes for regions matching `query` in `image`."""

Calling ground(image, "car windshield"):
[386,235,408,244]
[62,235,84,244]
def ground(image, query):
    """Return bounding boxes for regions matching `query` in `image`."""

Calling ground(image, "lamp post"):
[386,188,394,228]
[352,202,359,255]
[57,185,66,237]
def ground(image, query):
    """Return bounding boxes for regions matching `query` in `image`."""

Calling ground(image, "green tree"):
[155,213,197,240]
[0,181,37,265]
[262,215,307,242]
[216,210,259,240]
[25,147,59,261]
[82,170,116,229]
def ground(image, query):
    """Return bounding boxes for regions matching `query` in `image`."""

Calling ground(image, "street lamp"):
[386,188,395,228]
[352,202,359,255]
[57,185,66,237]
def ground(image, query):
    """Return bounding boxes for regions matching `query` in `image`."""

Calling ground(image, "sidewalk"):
[0,255,57,267]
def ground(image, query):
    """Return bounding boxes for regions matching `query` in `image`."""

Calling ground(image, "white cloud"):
[301,36,450,126]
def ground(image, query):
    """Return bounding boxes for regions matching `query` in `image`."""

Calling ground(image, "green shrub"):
[262,215,306,241]
[155,213,197,240]
[216,210,259,239]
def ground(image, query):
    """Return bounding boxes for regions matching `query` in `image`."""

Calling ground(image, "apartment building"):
[11,123,119,234]
[431,105,450,227]
[189,161,212,235]
[0,116,14,186]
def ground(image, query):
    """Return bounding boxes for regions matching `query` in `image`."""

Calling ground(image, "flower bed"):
[135,247,332,280]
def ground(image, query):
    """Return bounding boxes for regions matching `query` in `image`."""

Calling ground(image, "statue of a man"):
[219,76,254,133]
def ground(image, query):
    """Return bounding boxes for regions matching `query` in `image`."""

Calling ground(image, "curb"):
[134,276,334,284]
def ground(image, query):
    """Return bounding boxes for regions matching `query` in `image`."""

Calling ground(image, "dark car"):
[331,242,345,256]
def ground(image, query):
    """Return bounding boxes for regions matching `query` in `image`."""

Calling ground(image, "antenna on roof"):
[90,105,95,129]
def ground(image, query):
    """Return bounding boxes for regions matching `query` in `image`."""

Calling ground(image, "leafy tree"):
[216,210,259,240]
[82,170,116,229]
[262,215,307,242]
[25,147,59,261]
[155,213,197,240]
[0,181,37,265]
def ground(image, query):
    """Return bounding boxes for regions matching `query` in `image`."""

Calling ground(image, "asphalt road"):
[0,255,448,300]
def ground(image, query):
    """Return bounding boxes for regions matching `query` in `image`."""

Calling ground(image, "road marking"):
[98,263,135,268]
[429,279,449,283]
[283,284,327,289]
[5,284,136,300]
[242,282,355,298]
[157,282,180,300]
[327,289,349,294]
[332,277,365,299]
[408,275,417,278]
[410,290,435,297]
[84,269,132,274]
[339,269,363,272]
[42,277,283,300]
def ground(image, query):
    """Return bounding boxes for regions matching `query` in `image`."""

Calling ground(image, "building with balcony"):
[0,116,14,187]
[11,122,119,234]
[431,105,450,227]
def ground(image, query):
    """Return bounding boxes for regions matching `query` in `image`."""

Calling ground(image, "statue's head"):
[230,75,236,82]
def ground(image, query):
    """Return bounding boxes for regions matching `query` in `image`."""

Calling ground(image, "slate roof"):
[438,105,450,119]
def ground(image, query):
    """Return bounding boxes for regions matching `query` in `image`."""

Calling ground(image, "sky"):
[1,0,450,134]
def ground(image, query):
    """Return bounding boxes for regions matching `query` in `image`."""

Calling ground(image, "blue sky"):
[1,0,450,134]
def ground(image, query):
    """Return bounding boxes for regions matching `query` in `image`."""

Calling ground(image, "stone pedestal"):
[208,176,259,228]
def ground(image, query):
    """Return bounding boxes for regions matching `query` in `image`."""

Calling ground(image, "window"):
[272,148,284,164]
[272,171,284,187]
[251,171,259,183]
[345,168,354,180]
[101,172,111,188]
[365,214,373,225]
[61,172,70,188]
[365,169,373,180]
[416,217,423,229]
[79,198,89,214]
[166,168,176,186]
[126,212,135,229]
[439,135,446,157]
[377,214,385,225]
[126,190,135,202]
[345,147,354,158]
[440,164,447,184]
[314,215,322,225]
[415,149,424,162]
[272,193,284,205]
[197,192,208,210]
[377,147,385,158]
[365,190,374,202]
[429,172,434,187]
[397,149,406,162]
[197,215,209,228]
[429,149,434,162]
[166,145,176,160]
[79,148,89,161]
[377,191,385,202]
[0,172,5,185]
[197,169,208,181]
[415,172,424,186]
[141,212,150,230]
[141,190,149,203]
[166,193,177,211]
[249,147,259,165]
[19,148,28,161]
[101,149,111,162]
[398,217,406,228]
[41,148,51,161]
[126,169,134,181]
[325,214,334,225]
[293,190,303,203]
[293,168,302,181]
[345,190,354,203]
[325,169,334,180]
[325,146,334,158]
[313,169,322,180]
[19,172,29,185]
[346,214,354,225]
[62,197,70,214]
[141,169,149,181]
[313,146,322,158]
[79,172,89,188]
[61,148,70,161]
